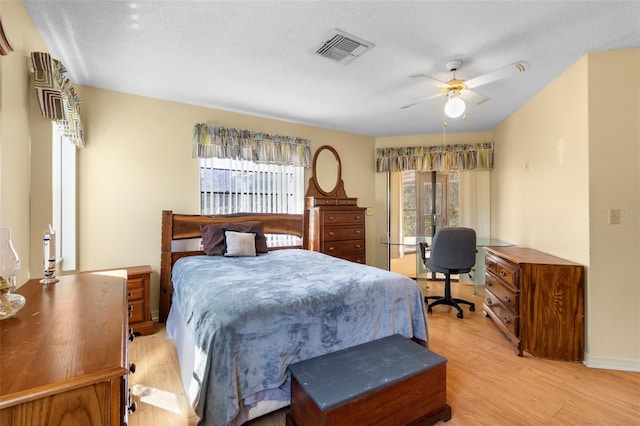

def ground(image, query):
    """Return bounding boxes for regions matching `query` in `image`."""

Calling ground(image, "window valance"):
[0,17,14,56]
[192,123,311,167]
[30,52,85,148]
[376,142,493,172]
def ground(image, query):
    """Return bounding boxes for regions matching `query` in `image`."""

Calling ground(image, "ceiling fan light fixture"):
[444,93,465,118]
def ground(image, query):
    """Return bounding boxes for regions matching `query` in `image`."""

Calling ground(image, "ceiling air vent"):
[315,30,374,65]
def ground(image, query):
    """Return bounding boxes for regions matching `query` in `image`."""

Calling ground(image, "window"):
[200,157,304,245]
[401,170,459,247]
[52,124,77,271]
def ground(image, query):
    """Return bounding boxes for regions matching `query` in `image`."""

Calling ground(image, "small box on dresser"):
[483,246,585,362]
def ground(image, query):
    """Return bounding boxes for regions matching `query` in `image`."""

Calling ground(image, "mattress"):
[166,249,428,425]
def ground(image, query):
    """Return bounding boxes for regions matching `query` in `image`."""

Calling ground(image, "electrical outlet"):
[608,209,620,225]
[366,207,373,216]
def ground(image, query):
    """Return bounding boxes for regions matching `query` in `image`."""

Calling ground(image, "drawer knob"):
[354,215,361,220]
[355,244,361,248]
[504,295,512,303]
[354,230,361,235]
[128,291,133,297]
[328,216,335,220]
[128,305,134,312]
[485,261,493,267]
[329,231,335,236]
[485,298,492,305]
[500,269,507,277]
[129,332,136,343]
[129,363,136,374]
[486,279,493,286]
[329,247,335,251]
[503,315,511,324]
[127,390,136,415]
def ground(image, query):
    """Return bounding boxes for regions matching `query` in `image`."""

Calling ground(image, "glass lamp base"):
[0,293,26,320]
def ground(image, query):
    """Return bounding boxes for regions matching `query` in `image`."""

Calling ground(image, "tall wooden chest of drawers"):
[305,197,366,264]
[483,246,584,361]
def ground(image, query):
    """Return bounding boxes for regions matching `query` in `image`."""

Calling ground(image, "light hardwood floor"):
[129,280,640,425]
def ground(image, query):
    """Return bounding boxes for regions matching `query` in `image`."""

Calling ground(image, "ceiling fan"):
[401,59,529,118]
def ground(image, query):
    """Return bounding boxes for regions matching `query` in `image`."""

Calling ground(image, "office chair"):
[419,227,476,319]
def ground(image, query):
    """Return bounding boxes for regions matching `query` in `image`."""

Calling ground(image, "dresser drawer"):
[323,240,366,263]
[485,254,517,289]
[322,211,365,225]
[485,271,519,313]
[323,226,364,241]
[485,289,519,338]
[128,299,144,324]
[127,277,145,301]
[307,197,358,207]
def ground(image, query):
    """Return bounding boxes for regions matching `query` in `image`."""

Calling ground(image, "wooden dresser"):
[305,199,366,263]
[483,246,585,361]
[0,273,130,425]
[304,145,366,264]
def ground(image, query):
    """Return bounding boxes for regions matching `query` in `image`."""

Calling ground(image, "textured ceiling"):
[24,1,640,137]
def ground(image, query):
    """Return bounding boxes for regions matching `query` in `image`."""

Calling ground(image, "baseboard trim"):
[583,353,640,372]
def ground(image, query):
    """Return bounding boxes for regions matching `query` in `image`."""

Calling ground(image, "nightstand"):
[81,265,154,336]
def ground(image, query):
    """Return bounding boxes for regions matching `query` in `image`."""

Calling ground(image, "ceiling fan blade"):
[460,89,489,105]
[465,61,529,89]
[409,73,449,89]
[401,92,444,109]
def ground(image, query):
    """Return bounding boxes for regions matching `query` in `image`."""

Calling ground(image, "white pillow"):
[223,231,257,257]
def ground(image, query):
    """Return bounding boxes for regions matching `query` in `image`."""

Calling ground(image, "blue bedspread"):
[171,249,428,425]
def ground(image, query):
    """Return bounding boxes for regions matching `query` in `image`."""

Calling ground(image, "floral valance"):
[376,142,493,172]
[0,17,14,56]
[30,52,85,148]
[192,123,311,167]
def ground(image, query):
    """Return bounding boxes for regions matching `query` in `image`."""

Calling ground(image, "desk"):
[381,237,513,295]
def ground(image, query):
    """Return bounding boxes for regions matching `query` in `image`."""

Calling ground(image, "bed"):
[159,210,429,426]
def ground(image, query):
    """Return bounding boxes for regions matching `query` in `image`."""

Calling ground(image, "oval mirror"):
[312,145,341,196]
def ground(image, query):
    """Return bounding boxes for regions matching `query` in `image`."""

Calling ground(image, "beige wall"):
[73,86,375,316]
[586,50,639,368]
[0,0,48,286]
[492,49,639,370]
[492,57,590,263]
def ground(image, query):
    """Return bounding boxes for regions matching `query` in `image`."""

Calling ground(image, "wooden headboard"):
[159,210,305,322]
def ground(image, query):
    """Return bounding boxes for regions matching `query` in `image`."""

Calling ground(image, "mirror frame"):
[312,145,342,196]
[306,145,348,199]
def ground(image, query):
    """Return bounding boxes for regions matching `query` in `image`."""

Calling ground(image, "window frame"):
[52,125,77,272]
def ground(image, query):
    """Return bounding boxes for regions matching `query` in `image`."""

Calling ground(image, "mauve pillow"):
[201,221,268,255]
